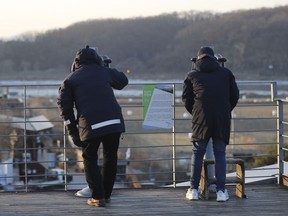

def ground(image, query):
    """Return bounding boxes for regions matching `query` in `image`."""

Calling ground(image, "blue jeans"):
[82,133,121,199]
[190,138,226,192]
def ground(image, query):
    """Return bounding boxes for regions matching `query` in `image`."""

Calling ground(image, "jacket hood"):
[73,46,102,70]
[195,57,220,73]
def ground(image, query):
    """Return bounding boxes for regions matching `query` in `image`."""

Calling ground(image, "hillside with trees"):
[0,5,287,81]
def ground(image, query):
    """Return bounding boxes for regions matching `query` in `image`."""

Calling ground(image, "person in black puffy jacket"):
[182,47,239,202]
[57,45,128,207]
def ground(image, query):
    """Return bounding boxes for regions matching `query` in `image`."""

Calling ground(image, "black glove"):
[71,134,83,147]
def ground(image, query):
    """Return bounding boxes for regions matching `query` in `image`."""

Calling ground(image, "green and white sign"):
[143,84,173,129]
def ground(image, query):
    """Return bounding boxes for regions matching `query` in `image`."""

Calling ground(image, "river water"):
[0,79,287,98]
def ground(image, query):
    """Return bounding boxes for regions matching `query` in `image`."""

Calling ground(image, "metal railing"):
[0,80,287,192]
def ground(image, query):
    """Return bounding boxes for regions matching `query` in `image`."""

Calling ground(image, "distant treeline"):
[0,5,287,80]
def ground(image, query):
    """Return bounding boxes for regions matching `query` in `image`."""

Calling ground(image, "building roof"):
[0,114,54,131]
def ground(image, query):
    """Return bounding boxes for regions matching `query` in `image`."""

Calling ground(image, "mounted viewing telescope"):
[191,54,227,69]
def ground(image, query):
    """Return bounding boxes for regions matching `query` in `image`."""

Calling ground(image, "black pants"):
[82,133,121,199]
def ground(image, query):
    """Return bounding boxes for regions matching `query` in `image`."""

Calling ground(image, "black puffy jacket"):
[182,58,239,144]
[57,59,128,141]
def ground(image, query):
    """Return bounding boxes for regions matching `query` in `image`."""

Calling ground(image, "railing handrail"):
[0,80,287,192]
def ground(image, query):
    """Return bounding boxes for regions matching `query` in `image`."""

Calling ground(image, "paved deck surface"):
[0,184,287,216]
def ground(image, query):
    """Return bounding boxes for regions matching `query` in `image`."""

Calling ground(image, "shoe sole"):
[216,198,229,202]
[186,196,199,201]
[88,204,105,207]
[75,192,92,198]
[87,203,106,207]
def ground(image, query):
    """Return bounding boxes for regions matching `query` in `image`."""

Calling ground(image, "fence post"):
[23,85,28,192]
[276,99,284,185]
[172,84,176,188]
[63,125,68,191]
[270,81,278,101]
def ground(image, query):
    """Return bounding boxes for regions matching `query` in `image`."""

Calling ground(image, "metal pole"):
[172,84,176,188]
[63,124,68,191]
[276,100,284,185]
[270,81,278,101]
[24,86,28,192]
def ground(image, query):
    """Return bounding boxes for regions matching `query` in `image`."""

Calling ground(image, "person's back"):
[64,63,127,140]
[58,46,128,142]
[183,56,238,143]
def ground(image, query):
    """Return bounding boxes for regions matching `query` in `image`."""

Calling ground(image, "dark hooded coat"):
[57,47,128,142]
[182,57,239,144]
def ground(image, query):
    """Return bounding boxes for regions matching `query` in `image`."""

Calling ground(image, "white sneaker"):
[216,189,229,202]
[186,188,199,200]
[75,186,92,197]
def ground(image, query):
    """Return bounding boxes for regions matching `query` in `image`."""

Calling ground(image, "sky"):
[1,0,288,39]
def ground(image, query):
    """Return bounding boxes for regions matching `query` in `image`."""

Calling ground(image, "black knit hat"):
[197,47,215,60]
[74,45,100,65]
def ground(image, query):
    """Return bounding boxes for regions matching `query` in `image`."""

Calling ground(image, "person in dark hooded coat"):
[182,46,239,202]
[57,45,128,207]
